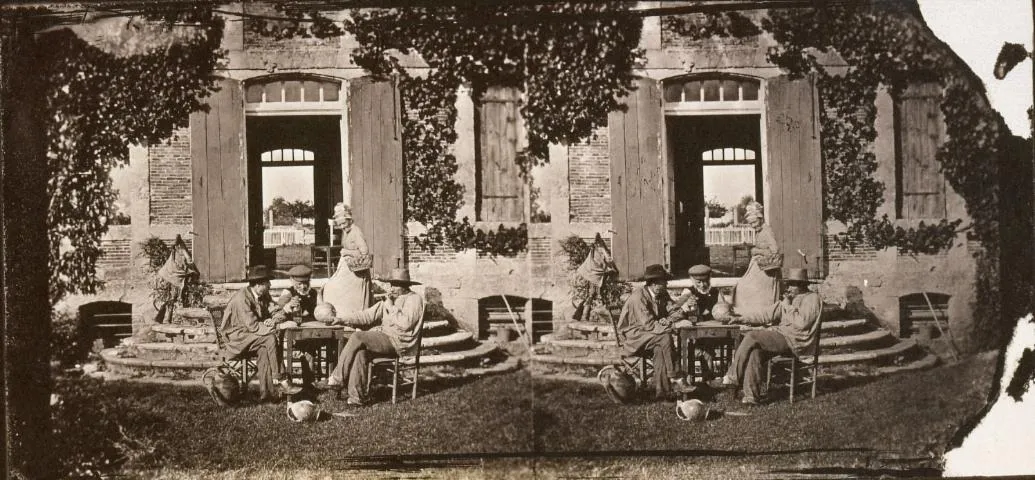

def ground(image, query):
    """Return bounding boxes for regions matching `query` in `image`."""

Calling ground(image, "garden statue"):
[152,234,199,324]
[570,233,618,324]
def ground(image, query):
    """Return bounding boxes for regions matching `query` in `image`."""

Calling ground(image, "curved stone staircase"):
[101,294,517,382]
[530,302,939,380]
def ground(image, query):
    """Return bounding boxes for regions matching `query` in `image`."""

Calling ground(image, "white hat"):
[333,203,353,219]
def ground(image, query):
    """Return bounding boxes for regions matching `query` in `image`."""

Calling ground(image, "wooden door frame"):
[661,73,768,277]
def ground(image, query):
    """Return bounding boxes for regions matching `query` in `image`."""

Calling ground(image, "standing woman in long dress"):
[731,202,781,316]
[322,203,372,316]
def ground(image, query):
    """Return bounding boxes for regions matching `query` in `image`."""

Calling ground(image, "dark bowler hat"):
[288,265,313,279]
[783,268,817,285]
[379,268,421,286]
[688,264,712,278]
[245,265,271,282]
[642,264,671,281]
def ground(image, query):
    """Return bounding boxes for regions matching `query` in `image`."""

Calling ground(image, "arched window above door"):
[664,74,762,114]
[244,75,344,115]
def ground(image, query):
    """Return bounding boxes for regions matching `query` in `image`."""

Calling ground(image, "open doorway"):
[668,114,762,277]
[246,115,342,278]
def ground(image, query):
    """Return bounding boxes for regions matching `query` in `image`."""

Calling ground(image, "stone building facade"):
[86,3,995,352]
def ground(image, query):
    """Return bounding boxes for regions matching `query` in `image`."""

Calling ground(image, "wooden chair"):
[620,353,654,389]
[207,306,258,395]
[311,245,342,278]
[766,317,823,403]
[366,331,423,404]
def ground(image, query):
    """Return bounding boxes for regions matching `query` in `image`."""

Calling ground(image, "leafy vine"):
[39,15,224,303]
[343,4,643,254]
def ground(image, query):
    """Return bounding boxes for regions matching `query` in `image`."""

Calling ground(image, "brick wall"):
[97,239,132,269]
[569,127,611,223]
[148,128,192,225]
[405,236,459,263]
[826,234,877,262]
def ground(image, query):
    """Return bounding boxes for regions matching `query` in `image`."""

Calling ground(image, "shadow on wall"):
[422,287,459,329]
[843,286,880,326]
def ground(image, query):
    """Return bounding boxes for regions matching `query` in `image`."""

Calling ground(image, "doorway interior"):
[246,115,342,277]
[668,114,762,277]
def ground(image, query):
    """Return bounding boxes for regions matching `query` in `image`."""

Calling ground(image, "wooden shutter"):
[897,83,946,219]
[349,77,404,275]
[191,77,247,283]
[478,86,524,221]
[609,77,665,280]
[765,75,823,276]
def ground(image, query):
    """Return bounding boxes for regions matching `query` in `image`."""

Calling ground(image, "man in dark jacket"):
[220,265,302,402]
[615,264,693,400]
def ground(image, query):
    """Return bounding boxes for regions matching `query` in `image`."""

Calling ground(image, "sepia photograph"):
[1,0,1033,478]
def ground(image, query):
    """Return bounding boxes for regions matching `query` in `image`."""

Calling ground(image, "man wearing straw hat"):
[714,268,822,405]
[317,268,425,405]
[615,264,694,400]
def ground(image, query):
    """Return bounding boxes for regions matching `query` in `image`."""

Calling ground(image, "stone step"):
[566,322,616,335]
[169,307,217,326]
[424,319,450,331]
[821,318,868,333]
[422,331,473,348]
[150,324,217,344]
[818,339,918,365]
[101,348,220,377]
[544,338,618,350]
[875,352,939,375]
[420,341,498,365]
[128,342,222,361]
[101,339,503,379]
[819,329,891,348]
[531,353,616,367]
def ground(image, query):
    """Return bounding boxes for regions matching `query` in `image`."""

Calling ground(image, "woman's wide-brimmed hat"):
[333,203,353,219]
[642,264,671,281]
[245,265,271,282]
[744,201,764,220]
[379,268,421,286]
[783,268,818,285]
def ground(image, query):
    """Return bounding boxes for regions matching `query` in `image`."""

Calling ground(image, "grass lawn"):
[55,351,996,478]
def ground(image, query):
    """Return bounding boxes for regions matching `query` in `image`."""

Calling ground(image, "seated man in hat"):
[615,264,694,400]
[219,265,303,402]
[316,268,425,405]
[275,265,324,385]
[678,264,723,381]
[713,268,822,405]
